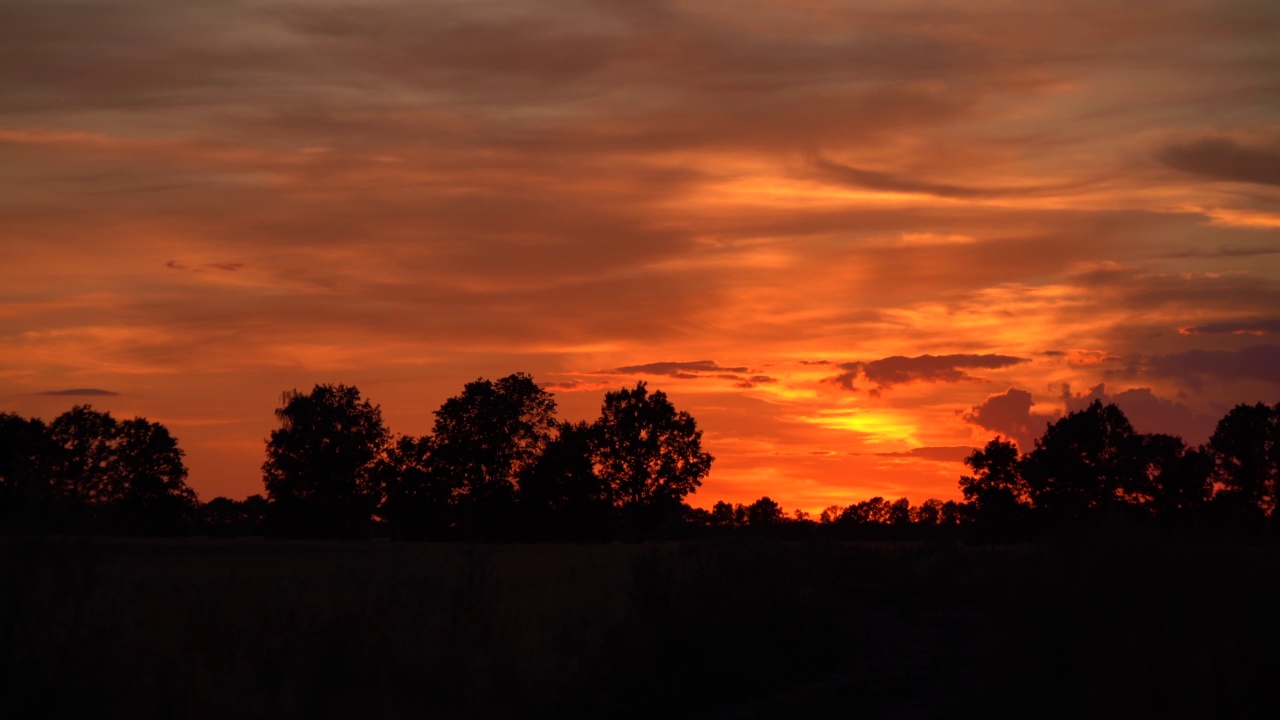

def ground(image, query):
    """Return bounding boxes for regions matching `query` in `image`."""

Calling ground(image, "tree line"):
[0,375,715,541]
[957,400,1280,541]
[2,373,1279,542]
[259,375,712,540]
[0,406,196,535]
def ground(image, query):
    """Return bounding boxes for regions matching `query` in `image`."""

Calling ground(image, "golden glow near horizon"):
[3,0,1280,513]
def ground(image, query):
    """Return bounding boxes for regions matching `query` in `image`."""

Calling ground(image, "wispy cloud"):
[610,360,750,378]
[1159,137,1280,187]
[38,388,119,396]
[875,446,977,463]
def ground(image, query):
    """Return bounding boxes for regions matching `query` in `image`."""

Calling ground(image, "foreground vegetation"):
[3,536,1278,719]
[4,371,1280,543]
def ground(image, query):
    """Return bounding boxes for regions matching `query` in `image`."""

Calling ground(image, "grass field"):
[3,536,1278,718]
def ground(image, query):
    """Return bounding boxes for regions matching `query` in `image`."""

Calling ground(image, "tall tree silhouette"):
[959,437,1030,541]
[375,435,453,540]
[262,384,388,538]
[746,496,784,527]
[1143,433,1212,527]
[0,413,54,532]
[1207,402,1278,526]
[519,420,613,541]
[428,373,558,540]
[48,405,122,510]
[3,407,196,534]
[593,382,712,540]
[1021,401,1149,526]
[109,417,198,534]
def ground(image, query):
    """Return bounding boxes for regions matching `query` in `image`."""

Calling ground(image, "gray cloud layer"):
[831,354,1028,394]
[1160,137,1280,187]
[1145,345,1280,388]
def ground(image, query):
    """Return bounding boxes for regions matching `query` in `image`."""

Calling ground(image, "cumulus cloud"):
[962,388,1058,450]
[1159,137,1280,187]
[1063,383,1217,444]
[38,388,119,396]
[830,354,1028,394]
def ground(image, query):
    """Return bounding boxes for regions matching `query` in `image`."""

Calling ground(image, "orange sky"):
[3,0,1280,514]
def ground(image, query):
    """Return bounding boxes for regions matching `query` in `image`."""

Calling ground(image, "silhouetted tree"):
[0,413,54,532]
[519,421,613,541]
[202,494,267,537]
[913,498,945,525]
[593,382,713,540]
[375,435,453,540]
[2,407,198,534]
[262,384,388,538]
[1021,401,1150,526]
[746,496,784,527]
[48,405,122,511]
[840,496,891,525]
[939,500,964,526]
[428,373,558,540]
[888,497,912,526]
[1143,433,1213,528]
[710,500,737,527]
[1207,402,1278,527]
[108,417,198,534]
[959,437,1030,541]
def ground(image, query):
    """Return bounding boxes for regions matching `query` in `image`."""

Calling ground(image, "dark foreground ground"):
[3,535,1278,719]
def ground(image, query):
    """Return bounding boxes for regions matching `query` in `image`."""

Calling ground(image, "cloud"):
[1159,137,1280,187]
[830,354,1028,394]
[166,260,245,272]
[38,388,119,396]
[606,360,778,389]
[1159,244,1280,259]
[875,446,977,463]
[1144,345,1280,388]
[812,157,1098,200]
[1179,319,1280,336]
[962,388,1058,450]
[1063,383,1217,444]
[610,360,750,377]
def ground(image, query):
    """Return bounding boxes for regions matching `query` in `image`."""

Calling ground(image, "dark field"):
[4,537,1279,719]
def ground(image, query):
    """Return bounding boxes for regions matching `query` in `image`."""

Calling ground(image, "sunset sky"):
[3,0,1279,512]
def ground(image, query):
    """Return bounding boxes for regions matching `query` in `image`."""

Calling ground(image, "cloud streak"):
[38,388,120,397]
[830,354,1028,394]
[1160,137,1280,187]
